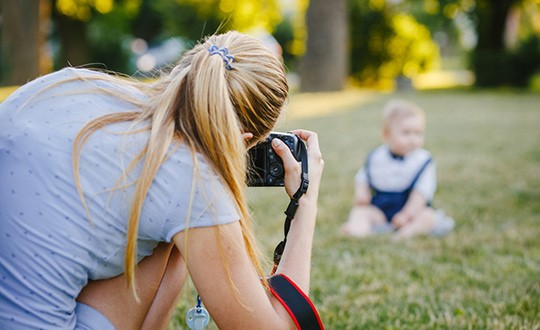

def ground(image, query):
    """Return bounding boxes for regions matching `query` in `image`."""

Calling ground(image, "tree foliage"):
[55,0,140,21]
[153,0,282,43]
[49,0,286,74]
[53,0,142,72]
[400,0,540,87]
[6,0,538,87]
[349,0,440,88]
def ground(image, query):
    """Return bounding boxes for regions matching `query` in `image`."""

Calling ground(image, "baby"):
[341,99,454,239]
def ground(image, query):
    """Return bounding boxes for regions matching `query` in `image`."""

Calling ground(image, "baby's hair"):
[382,99,425,132]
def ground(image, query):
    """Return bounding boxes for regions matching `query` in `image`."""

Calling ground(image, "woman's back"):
[0,68,238,328]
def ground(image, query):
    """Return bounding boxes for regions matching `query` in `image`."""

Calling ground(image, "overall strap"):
[407,157,432,191]
[364,149,376,190]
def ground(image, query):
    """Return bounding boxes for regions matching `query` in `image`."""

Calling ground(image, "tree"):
[400,0,540,87]
[53,0,140,73]
[154,0,283,43]
[300,0,348,92]
[53,5,91,68]
[348,0,439,88]
[1,0,43,85]
[470,0,533,86]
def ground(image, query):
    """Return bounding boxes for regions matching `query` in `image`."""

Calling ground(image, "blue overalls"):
[366,155,432,222]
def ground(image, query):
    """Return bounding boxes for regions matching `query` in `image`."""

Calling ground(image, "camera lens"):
[269,162,283,177]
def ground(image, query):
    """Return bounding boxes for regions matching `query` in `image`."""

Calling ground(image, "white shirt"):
[355,145,436,201]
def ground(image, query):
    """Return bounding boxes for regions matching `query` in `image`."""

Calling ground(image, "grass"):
[258,89,540,330]
[174,89,539,329]
[2,85,538,329]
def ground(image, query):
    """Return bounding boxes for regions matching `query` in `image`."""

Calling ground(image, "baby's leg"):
[341,205,386,237]
[395,207,435,239]
[77,242,186,330]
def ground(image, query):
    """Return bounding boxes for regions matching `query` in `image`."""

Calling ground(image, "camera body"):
[247,132,301,186]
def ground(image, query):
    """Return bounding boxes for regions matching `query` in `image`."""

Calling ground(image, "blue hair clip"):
[208,45,235,70]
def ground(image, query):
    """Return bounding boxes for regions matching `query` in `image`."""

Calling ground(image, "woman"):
[0,31,324,329]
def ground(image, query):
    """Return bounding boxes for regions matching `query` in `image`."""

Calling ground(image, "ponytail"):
[73,30,288,301]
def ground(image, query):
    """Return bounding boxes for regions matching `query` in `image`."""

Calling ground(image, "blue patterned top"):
[0,68,239,329]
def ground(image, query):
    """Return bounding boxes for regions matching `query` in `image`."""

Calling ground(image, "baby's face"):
[385,115,425,156]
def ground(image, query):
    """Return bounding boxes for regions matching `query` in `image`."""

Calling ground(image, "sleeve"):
[354,168,367,185]
[161,152,240,242]
[136,147,240,243]
[413,161,437,202]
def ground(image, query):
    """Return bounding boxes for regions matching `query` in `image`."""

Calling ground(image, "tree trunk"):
[1,0,41,85]
[471,0,519,86]
[475,0,516,51]
[54,10,91,68]
[300,0,348,92]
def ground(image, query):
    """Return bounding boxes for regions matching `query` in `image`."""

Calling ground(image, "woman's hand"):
[271,130,324,200]
[272,129,323,292]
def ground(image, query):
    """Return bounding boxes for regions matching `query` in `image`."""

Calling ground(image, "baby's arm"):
[394,160,436,228]
[354,167,371,206]
[392,190,428,228]
[354,182,372,206]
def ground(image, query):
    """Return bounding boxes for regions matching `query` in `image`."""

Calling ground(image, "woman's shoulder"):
[34,67,109,85]
[160,142,221,183]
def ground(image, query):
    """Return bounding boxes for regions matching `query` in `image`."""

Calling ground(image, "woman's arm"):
[173,223,295,329]
[271,129,323,292]
[172,129,323,329]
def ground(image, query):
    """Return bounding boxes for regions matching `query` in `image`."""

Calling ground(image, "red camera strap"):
[268,274,324,330]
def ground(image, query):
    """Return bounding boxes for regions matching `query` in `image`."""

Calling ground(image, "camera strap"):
[267,274,324,330]
[272,138,309,272]
[267,139,324,329]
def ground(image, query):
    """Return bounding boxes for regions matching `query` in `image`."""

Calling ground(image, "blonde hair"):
[72,31,288,299]
[382,99,425,133]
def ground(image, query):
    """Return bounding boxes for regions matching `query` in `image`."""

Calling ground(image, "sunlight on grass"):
[413,70,474,90]
[0,86,19,102]
[285,89,381,120]
[2,77,538,329]
[235,89,540,330]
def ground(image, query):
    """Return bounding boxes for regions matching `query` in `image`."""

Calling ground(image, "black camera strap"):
[266,138,325,329]
[267,274,324,330]
[268,142,324,330]
[272,139,309,273]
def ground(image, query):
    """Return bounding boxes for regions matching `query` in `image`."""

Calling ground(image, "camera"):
[247,132,302,186]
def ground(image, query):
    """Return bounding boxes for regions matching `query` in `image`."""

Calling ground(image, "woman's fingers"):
[271,138,301,197]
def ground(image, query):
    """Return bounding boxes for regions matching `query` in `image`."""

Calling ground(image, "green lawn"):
[2,85,538,329]
[246,89,540,330]
[171,88,540,329]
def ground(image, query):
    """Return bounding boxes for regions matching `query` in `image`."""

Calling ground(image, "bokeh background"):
[2,0,540,91]
[1,1,540,329]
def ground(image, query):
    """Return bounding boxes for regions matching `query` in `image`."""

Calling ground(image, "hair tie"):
[208,45,235,70]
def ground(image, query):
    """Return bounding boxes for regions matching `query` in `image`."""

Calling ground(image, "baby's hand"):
[354,196,370,206]
[392,212,409,228]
